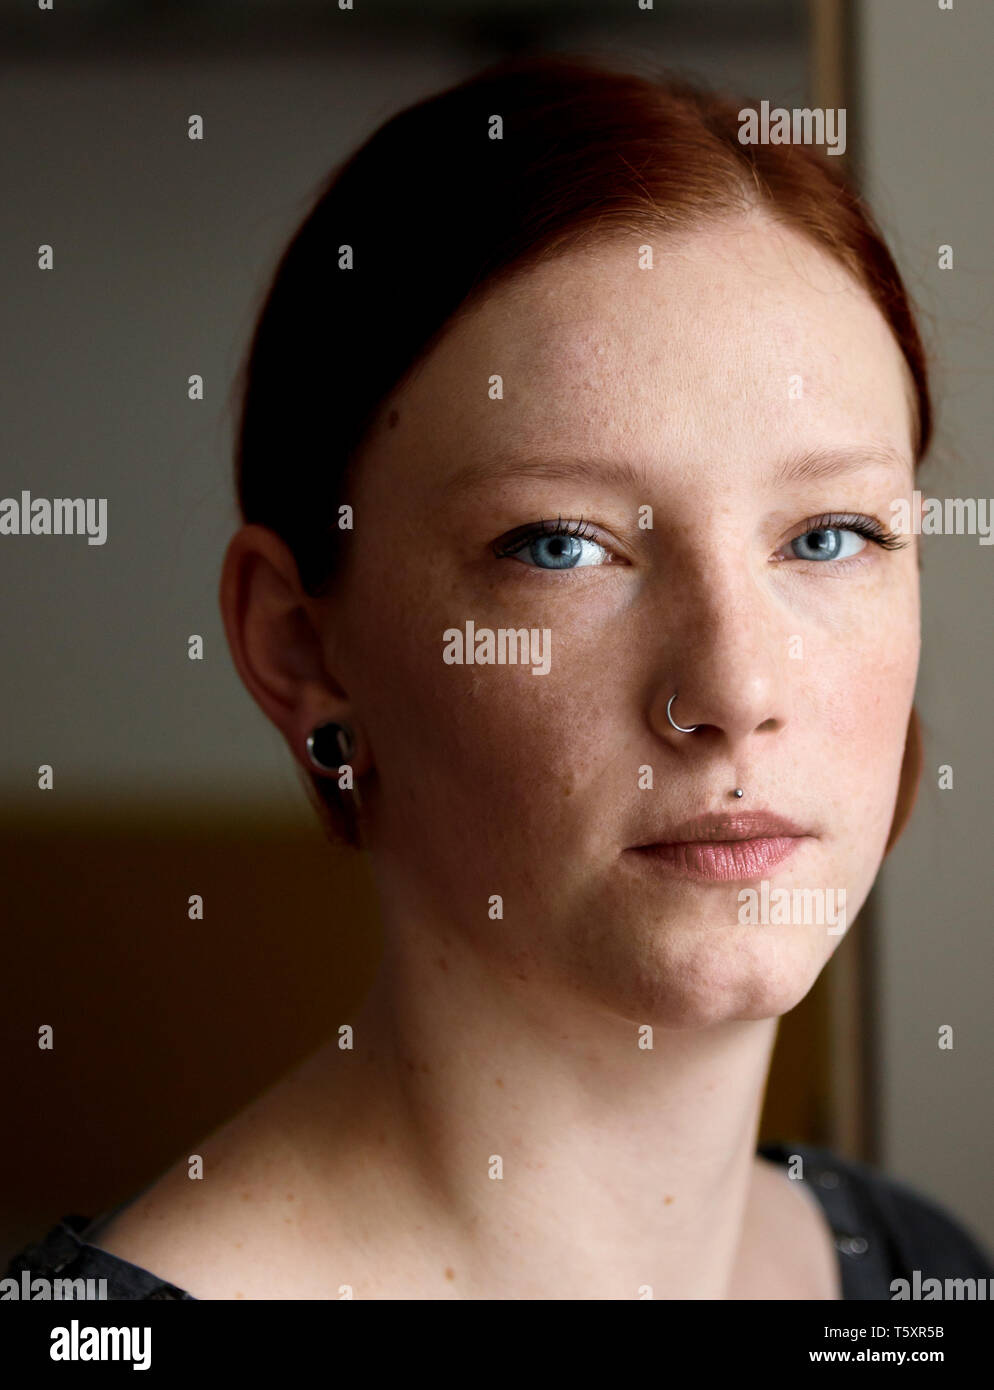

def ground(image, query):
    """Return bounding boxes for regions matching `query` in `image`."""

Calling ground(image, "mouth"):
[626,811,814,883]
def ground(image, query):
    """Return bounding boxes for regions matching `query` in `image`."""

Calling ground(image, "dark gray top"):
[6,1142,994,1300]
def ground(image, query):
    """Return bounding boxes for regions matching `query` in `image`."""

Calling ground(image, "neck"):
[286,894,780,1299]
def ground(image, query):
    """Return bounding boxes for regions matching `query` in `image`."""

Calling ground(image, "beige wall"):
[857,0,994,1245]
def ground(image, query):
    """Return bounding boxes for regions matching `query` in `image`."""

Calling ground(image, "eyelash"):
[493,515,597,558]
[492,513,909,562]
[788,512,908,553]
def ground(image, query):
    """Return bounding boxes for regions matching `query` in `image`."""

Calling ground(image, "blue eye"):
[791,527,866,561]
[786,514,907,562]
[493,512,907,573]
[495,518,611,569]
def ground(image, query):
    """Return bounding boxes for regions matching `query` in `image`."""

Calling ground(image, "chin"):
[571,919,832,1030]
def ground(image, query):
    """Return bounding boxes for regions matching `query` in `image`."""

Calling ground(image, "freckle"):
[495,1077,504,1088]
[286,1193,295,1201]
[663,1195,674,1205]
[436,956,449,972]
[445,1267,456,1281]
[284,1216,293,1224]
[421,1061,431,1074]
[387,408,400,429]
[377,1131,387,1144]
[235,1291,244,1299]
[405,1059,415,1072]
[240,1191,252,1201]
[515,973,528,982]
[234,1241,243,1249]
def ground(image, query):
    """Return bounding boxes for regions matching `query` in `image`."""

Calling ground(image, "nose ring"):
[666,692,699,733]
[666,692,743,797]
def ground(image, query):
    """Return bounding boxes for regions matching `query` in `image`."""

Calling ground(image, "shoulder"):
[3,1213,196,1301]
[2,1090,307,1302]
[71,1071,350,1300]
[83,1123,306,1300]
[760,1141,994,1293]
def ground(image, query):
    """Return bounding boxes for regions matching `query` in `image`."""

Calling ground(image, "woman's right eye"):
[494,519,614,570]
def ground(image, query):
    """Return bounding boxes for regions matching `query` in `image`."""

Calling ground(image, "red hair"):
[233,52,930,850]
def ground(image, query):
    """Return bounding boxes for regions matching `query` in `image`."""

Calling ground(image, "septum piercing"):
[667,694,743,799]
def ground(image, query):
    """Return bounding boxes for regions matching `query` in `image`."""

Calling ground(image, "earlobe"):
[300,718,366,842]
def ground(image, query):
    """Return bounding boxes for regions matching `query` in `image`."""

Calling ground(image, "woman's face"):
[326,212,920,1026]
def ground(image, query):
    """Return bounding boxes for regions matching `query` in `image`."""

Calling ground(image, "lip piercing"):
[666,693,698,733]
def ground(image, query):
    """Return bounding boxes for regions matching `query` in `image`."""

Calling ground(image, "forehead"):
[365,212,917,488]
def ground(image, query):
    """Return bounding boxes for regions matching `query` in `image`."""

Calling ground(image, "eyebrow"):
[770,442,913,487]
[442,453,653,498]
[441,442,912,499]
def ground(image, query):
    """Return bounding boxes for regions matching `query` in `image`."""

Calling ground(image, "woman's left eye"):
[781,513,907,563]
[494,518,612,569]
[788,526,867,561]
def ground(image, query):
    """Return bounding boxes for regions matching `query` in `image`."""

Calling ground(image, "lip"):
[626,811,814,883]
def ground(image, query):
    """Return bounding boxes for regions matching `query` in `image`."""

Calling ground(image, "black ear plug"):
[305,722,354,771]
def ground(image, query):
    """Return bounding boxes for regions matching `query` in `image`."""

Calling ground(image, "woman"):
[9,52,993,1300]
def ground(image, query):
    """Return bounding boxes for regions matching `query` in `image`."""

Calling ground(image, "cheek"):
[812,585,919,862]
[349,566,615,864]
[368,642,601,835]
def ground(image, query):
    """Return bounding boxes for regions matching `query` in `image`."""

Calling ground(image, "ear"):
[218,524,366,773]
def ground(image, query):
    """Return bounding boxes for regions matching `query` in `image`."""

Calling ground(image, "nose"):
[648,576,791,753]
